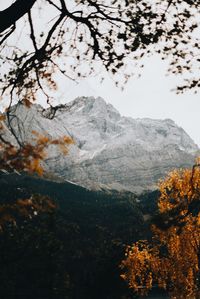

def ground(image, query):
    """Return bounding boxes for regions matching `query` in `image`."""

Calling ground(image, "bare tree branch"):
[0,0,37,34]
[0,25,16,46]
[28,10,38,51]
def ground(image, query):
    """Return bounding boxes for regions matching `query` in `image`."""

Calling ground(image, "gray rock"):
[4,96,199,193]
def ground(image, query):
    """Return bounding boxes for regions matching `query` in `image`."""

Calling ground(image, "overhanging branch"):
[0,0,37,34]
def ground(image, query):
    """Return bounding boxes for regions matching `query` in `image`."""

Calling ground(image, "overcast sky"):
[1,1,200,147]
[54,55,200,147]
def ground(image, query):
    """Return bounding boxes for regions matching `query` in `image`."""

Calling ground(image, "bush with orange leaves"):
[121,161,200,299]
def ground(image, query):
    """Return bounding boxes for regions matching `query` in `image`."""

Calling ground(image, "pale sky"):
[54,55,200,147]
[1,1,200,147]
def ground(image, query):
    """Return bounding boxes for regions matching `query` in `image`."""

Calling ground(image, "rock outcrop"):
[3,96,199,193]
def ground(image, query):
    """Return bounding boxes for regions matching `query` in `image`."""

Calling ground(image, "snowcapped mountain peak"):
[58,96,121,120]
[3,96,199,193]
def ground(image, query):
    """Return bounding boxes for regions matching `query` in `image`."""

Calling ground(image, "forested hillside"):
[0,172,155,299]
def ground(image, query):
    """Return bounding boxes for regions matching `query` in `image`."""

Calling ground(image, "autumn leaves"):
[121,162,200,299]
[0,117,73,175]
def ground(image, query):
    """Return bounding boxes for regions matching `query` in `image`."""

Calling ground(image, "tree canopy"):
[0,2,200,295]
[121,162,200,299]
[1,0,200,109]
[1,0,200,172]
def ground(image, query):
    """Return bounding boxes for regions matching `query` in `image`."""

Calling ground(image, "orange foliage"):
[23,98,32,108]
[0,195,57,231]
[121,162,200,299]
[0,129,74,175]
[0,115,6,121]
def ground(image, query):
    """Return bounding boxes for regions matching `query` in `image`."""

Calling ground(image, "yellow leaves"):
[40,69,58,91]
[57,135,74,155]
[158,164,200,215]
[37,135,50,145]
[23,98,32,108]
[120,241,158,295]
[121,160,200,299]
[29,158,44,176]
[32,130,50,145]
[0,113,7,132]
[63,135,73,144]
[0,114,6,121]
[195,156,200,165]
[0,130,73,176]
[197,213,200,226]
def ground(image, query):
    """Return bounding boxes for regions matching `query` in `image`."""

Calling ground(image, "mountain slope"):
[0,171,148,299]
[3,96,199,193]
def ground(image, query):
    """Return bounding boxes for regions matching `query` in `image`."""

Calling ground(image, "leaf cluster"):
[121,161,200,299]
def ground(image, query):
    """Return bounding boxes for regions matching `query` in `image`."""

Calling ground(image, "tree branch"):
[0,25,16,45]
[0,0,37,34]
[28,10,38,51]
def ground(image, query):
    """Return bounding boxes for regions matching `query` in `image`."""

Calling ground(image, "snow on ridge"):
[3,96,199,193]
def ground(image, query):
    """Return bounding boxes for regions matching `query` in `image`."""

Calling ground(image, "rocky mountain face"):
[3,97,199,193]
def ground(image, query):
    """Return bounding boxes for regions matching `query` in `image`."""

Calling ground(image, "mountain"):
[3,96,199,193]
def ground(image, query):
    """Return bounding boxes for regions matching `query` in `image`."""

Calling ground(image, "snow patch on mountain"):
[3,96,199,193]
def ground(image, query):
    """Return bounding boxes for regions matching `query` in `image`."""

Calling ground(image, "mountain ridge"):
[3,96,199,193]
